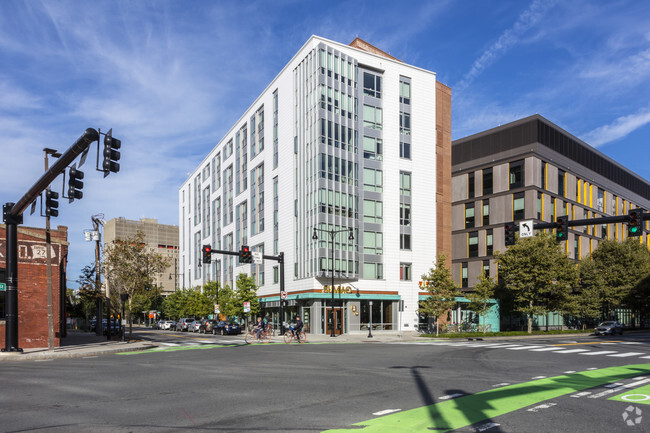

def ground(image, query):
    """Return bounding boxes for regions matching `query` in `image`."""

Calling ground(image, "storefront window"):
[359,300,393,331]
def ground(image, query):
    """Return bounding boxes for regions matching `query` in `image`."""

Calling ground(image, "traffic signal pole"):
[2,128,99,352]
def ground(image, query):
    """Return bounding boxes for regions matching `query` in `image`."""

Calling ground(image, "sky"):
[1,0,650,287]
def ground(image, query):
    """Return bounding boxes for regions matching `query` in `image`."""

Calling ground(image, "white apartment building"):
[179,36,451,335]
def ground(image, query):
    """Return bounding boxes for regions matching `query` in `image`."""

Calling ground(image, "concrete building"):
[452,114,650,329]
[0,224,68,348]
[179,36,452,335]
[104,218,179,296]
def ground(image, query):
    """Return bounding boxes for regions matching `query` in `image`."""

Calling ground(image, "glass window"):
[400,141,411,159]
[486,229,493,256]
[364,262,383,279]
[363,72,382,98]
[364,168,383,192]
[400,203,411,226]
[558,170,565,197]
[400,263,411,281]
[468,173,475,198]
[400,233,411,250]
[513,193,525,220]
[363,231,383,255]
[461,262,468,288]
[509,160,524,189]
[363,200,383,223]
[400,112,411,135]
[483,169,493,195]
[363,105,382,130]
[468,232,478,258]
[482,202,489,226]
[363,136,383,160]
[483,260,490,277]
[400,172,411,196]
[465,203,475,228]
[399,79,410,104]
[537,192,542,220]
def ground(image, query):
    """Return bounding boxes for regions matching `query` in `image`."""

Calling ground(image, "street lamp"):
[169,258,184,291]
[368,301,373,338]
[312,227,354,337]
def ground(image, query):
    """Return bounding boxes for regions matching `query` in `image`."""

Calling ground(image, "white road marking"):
[605,383,624,388]
[586,367,598,370]
[588,378,650,399]
[372,409,401,416]
[608,352,645,358]
[621,342,643,345]
[579,351,618,356]
[553,349,591,354]
[570,392,592,398]
[439,393,464,400]
[532,376,547,379]
[527,402,557,412]
[639,356,650,359]
[506,345,544,350]
[564,370,577,374]
[492,383,511,387]
[529,347,563,352]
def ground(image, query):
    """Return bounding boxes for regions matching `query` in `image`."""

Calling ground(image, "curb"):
[0,343,159,362]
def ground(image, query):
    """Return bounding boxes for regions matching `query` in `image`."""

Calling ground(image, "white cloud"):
[582,109,650,147]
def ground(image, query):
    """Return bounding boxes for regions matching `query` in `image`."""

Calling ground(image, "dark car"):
[199,319,217,334]
[214,321,242,335]
[595,321,624,335]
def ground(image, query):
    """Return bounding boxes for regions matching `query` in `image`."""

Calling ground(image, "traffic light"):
[628,209,644,237]
[504,222,516,246]
[103,129,121,176]
[239,245,252,263]
[45,189,59,217]
[556,215,568,242]
[67,163,84,202]
[202,245,212,264]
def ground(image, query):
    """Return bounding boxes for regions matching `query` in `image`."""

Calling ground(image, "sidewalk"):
[0,330,158,362]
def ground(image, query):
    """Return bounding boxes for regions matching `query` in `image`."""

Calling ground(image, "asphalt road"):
[2,331,650,432]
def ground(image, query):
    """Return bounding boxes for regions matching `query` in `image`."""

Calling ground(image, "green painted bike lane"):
[323,364,650,433]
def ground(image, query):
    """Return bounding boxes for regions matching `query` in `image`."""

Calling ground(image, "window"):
[486,229,493,256]
[399,111,411,135]
[558,170,565,197]
[363,136,382,160]
[513,193,525,220]
[482,168,493,195]
[273,266,279,284]
[363,105,382,130]
[364,262,383,279]
[400,172,411,196]
[468,232,478,258]
[363,231,383,255]
[541,162,547,190]
[597,188,604,212]
[363,199,383,223]
[400,233,411,250]
[483,260,490,277]
[537,192,542,220]
[400,203,411,226]
[461,262,468,288]
[509,160,524,189]
[363,72,381,98]
[399,79,410,104]
[364,168,383,192]
[467,172,475,198]
[400,140,411,159]
[465,203,475,228]
[400,263,411,281]
[482,202,490,226]
[601,224,608,240]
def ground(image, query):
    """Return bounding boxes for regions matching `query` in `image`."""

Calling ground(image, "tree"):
[588,239,650,318]
[418,255,459,336]
[233,273,260,328]
[103,231,171,338]
[216,284,237,319]
[73,264,103,326]
[162,290,187,319]
[465,270,496,333]
[566,258,605,329]
[496,234,577,334]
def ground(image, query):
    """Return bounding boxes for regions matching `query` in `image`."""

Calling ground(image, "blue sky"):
[1,0,650,286]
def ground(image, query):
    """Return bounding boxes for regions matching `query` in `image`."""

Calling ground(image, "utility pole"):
[43,148,61,351]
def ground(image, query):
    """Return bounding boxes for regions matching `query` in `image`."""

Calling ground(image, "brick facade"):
[0,224,68,349]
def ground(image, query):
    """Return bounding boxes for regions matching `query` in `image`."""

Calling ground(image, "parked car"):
[152,320,164,330]
[214,321,242,335]
[166,320,178,331]
[157,320,174,331]
[199,319,217,334]
[188,319,202,333]
[176,318,193,332]
[594,321,624,335]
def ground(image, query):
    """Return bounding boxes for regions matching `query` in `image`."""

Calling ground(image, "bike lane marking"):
[610,383,650,405]
[322,364,650,433]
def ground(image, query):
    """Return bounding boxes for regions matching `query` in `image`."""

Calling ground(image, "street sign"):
[214,304,220,314]
[0,283,5,291]
[280,291,287,300]
[243,301,251,313]
[519,220,533,238]
[252,251,263,264]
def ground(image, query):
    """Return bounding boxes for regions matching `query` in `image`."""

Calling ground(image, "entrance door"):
[326,308,344,335]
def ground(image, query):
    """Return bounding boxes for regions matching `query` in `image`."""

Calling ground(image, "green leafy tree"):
[233,274,260,328]
[103,231,171,338]
[73,264,103,327]
[496,234,577,334]
[465,270,496,333]
[567,258,607,329]
[418,255,459,336]
[216,284,237,319]
[162,290,187,319]
[588,239,650,317]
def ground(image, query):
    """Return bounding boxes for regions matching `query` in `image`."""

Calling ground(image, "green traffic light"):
[630,226,639,233]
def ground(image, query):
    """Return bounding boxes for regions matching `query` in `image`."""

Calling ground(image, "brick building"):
[0,224,68,349]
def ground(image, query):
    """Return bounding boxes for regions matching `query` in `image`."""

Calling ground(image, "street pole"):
[43,148,60,351]
[368,301,373,338]
[279,252,285,335]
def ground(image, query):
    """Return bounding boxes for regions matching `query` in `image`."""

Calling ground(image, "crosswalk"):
[402,340,650,360]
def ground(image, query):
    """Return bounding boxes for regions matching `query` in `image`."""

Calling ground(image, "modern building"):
[451,114,650,329]
[179,36,452,335]
[104,218,179,296]
[0,224,68,348]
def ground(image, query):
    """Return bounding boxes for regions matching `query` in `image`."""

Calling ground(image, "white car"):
[159,320,174,330]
